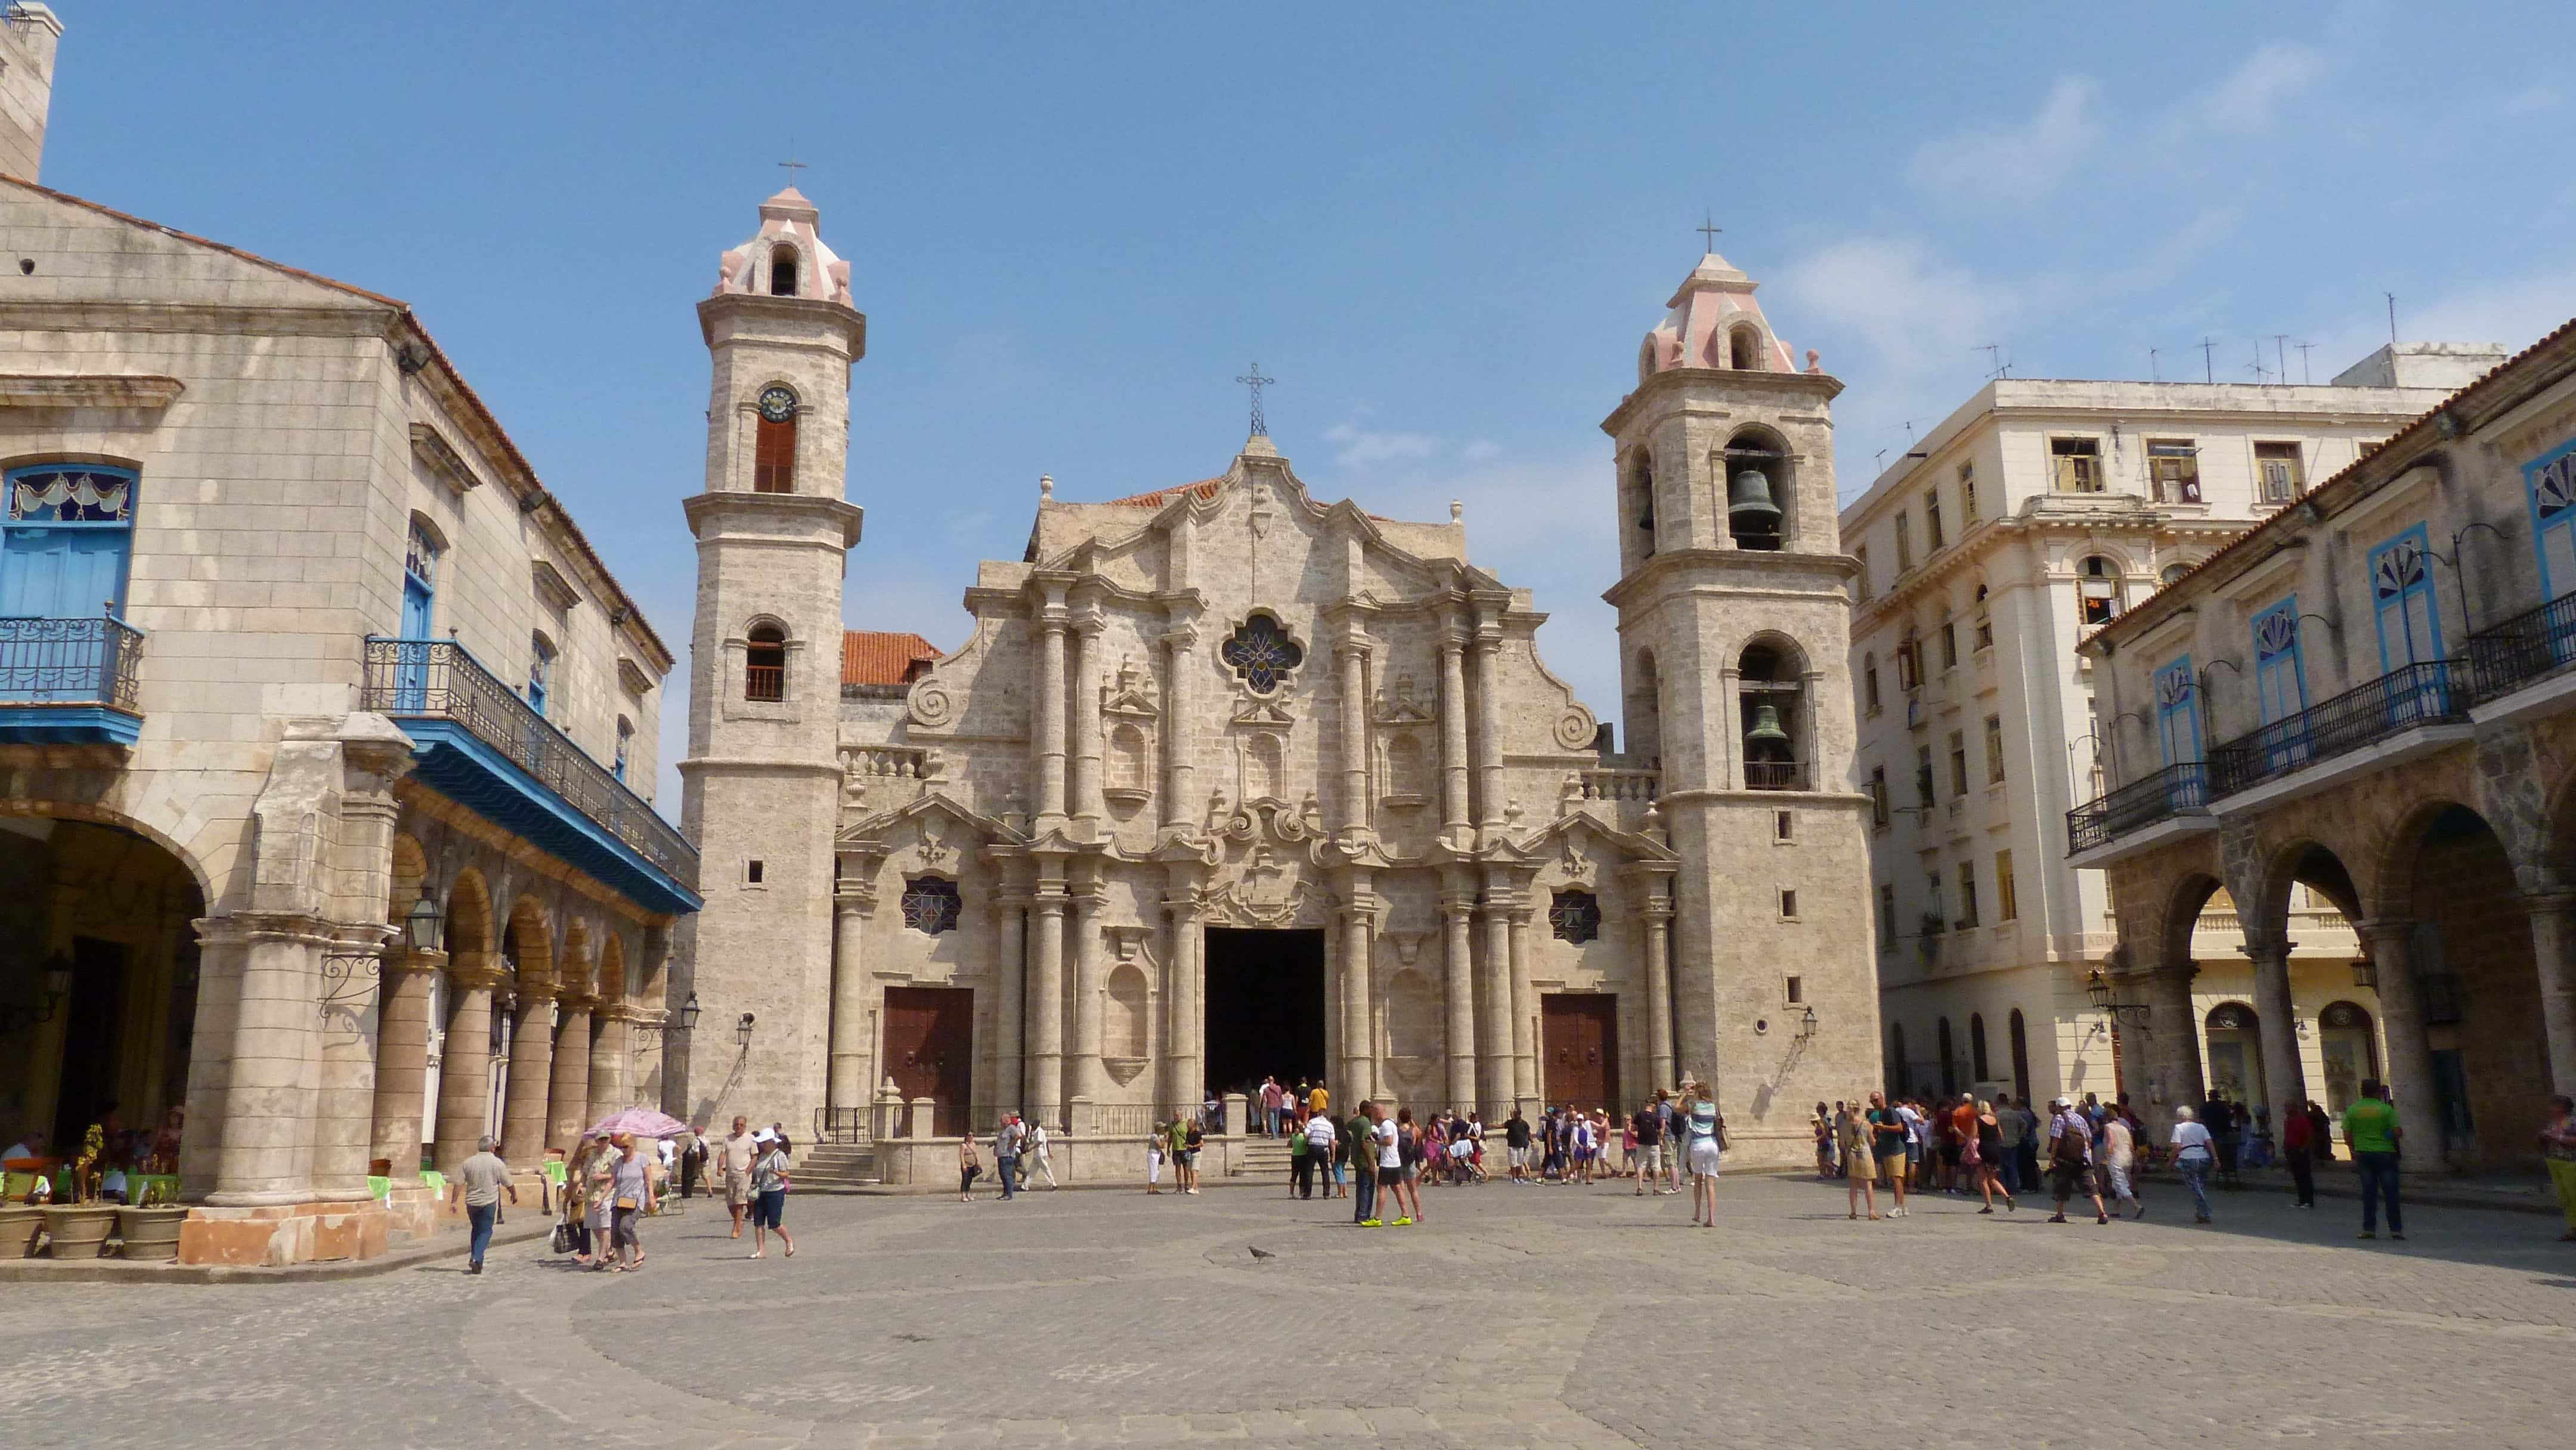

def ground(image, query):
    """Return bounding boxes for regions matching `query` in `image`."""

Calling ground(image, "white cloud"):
[1323,420,1442,466]
[2199,42,2326,132]
[1908,75,2100,205]
[1462,439,1500,461]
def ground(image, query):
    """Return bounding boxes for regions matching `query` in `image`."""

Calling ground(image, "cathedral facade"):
[673,193,1879,1167]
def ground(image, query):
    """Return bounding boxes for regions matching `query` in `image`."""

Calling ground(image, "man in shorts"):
[1866,1093,1910,1217]
[720,1115,758,1239]
[1632,1098,1666,1195]
[1504,1108,1532,1183]
[1352,1101,1383,1224]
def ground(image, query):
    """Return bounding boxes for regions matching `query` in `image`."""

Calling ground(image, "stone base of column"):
[175,1200,394,1268]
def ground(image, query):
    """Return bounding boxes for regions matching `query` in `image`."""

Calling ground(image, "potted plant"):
[116,1175,188,1261]
[0,1190,39,1257]
[41,1126,117,1258]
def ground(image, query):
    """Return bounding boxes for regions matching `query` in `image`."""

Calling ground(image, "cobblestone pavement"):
[7,1173,2572,1448]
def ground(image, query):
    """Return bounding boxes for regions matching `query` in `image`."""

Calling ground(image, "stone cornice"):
[682,489,864,549]
[0,373,184,410]
[1598,365,1844,435]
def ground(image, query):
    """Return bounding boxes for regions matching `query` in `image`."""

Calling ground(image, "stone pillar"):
[2525,890,2576,1095]
[1438,629,1471,843]
[828,887,876,1116]
[2358,919,2450,1167]
[1071,608,1106,827]
[1161,624,1199,828]
[993,890,1028,1114]
[369,947,444,1179]
[2141,959,2205,1137]
[314,928,391,1201]
[1642,903,1674,1092]
[590,1006,631,1117]
[1035,602,1070,827]
[1442,887,1478,1109]
[1163,885,1204,1114]
[547,998,594,1151]
[1028,890,1067,1127]
[1477,880,1515,1117]
[1508,899,1537,1109]
[432,961,504,1175]
[1339,875,1376,1104]
[1337,630,1371,834]
[2243,934,2307,1120]
[197,914,333,1203]
[499,984,557,1164]
[1471,621,1507,836]
[1070,885,1107,1113]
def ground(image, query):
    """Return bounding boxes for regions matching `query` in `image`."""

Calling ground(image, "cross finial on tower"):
[1236,362,1277,438]
[778,154,808,189]
[1697,213,1723,253]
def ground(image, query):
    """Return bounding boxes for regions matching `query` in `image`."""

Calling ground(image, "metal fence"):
[1743,760,1809,791]
[2066,761,2207,855]
[2208,659,2463,798]
[2467,590,2576,703]
[0,612,142,709]
[361,637,699,891]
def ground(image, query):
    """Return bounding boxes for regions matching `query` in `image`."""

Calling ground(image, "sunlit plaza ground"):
[7,1172,2570,1448]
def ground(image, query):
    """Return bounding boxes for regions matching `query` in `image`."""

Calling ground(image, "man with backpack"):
[2045,1095,2109,1225]
[1633,1096,1668,1195]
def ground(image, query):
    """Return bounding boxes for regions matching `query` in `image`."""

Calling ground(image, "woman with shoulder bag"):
[748,1133,795,1259]
[557,1138,597,1264]
[606,1133,656,1272]
[958,1134,983,1202]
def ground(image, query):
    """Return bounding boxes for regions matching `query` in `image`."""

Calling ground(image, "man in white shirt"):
[720,1116,758,1240]
[1371,1107,1402,1226]
[1024,1120,1057,1190]
[2168,1105,2218,1224]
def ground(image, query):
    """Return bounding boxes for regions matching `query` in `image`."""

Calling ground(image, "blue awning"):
[0,704,141,746]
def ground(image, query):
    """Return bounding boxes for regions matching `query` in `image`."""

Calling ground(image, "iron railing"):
[2067,761,2208,856]
[2466,590,2576,703]
[0,612,143,709]
[361,637,698,891]
[1744,760,1809,791]
[2208,659,2464,798]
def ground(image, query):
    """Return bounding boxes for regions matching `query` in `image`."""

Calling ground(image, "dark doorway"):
[1203,928,1326,1105]
[51,936,128,1147]
[1542,992,1618,1111]
[883,986,973,1136]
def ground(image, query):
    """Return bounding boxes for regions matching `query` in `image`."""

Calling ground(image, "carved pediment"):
[1374,673,1435,724]
[1101,653,1160,719]
[1205,847,1332,928]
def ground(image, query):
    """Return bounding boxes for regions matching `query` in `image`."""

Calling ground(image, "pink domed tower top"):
[1635,249,1816,382]
[713,185,854,306]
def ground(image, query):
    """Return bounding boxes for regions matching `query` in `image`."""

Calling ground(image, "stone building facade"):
[674,225,1881,1167]
[0,14,696,1264]
[1839,367,2491,1113]
[2076,314,2576,1170]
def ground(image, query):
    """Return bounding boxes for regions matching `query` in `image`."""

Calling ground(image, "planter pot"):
[0,1204,41,1257]
[116,1205,190,1262]
[41,1204,118,1258]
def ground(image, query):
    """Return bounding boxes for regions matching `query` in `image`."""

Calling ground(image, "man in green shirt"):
[2341,1080,2404,1241]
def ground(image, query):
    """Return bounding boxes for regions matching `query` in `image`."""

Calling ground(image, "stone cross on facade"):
[1698,214,1723,252]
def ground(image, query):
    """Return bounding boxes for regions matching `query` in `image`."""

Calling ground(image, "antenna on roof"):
[2274,334,2291,386]
[1875,448,1888,472]
[1974,343,2008,380]
[2199,337,2216,385]
[2295,340,2315,385]
[2385,292,2398,346]
[2148,347,2160,383]
[2247,344,2270,383]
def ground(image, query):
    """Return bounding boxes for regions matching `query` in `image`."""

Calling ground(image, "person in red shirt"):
[2281,1096,2319,1209]
[1947,1096,1978,1193]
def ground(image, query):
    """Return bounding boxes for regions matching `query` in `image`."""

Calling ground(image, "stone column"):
[2140,959,2206,1137]
[432,960,504,1175]
[1337,630,1371,834]
[314,928,391,1201]
[1160,624,1199,827]
[828,885,877,1116]
[547,997,594,1151]
[370,947,444,1179]
[1438,628,1471,844]
[590,1006,631,1116]
[2357,919,2450,1167]
[993,888,1028,1113]
[1441,887,1478,1109]
[2525,890,2576,1095]
[1642,903,1674,1092]
[1477,879,1515,1117]
[1071,608,1106,827]
[1163,884,1204,1114]
[1471,620,1507,836]
[1035,598,1071,828]
[1070,884,1107,1119]
[197,914,334,1203]
[2242,934,2307,1120]
[1339,873,1376,1104]
[1028,889,1067,1127]
[1508,898,1537,1109]
[500,984,557,1164]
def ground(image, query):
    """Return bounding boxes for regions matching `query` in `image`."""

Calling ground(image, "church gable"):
[0,178,400,316]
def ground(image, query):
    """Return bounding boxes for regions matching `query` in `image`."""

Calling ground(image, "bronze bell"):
[1745,702,1791,749]
[1727,466,1781,529]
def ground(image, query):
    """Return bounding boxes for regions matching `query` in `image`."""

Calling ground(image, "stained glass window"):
[1219,612,1305,694]
[7,464,134,523]
[902,876,962,935]
[1549,889,1601,945]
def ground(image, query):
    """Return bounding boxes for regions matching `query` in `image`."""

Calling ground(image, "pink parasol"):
[584,1107,692,1139]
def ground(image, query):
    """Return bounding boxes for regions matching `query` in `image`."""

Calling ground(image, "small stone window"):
[1219,612,1305,695]
[1549,889,1601,945]
[745,624,787,702]
[902,876,962,935]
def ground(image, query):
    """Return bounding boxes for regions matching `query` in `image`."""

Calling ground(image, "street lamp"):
[2351,958,2379,990]
[402,890,444,954]
[678,992,702,1034]
[736,1011,756,1049]
[2086,969,2113,1011]
[1797,1005,1819,1042]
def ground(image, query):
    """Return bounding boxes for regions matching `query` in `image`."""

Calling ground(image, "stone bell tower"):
[672,185,866,1133]
[1599,246,1881,1157]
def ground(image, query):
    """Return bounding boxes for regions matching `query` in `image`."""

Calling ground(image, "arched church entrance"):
[0,814,205,1178]
[1202,928,1326,1107]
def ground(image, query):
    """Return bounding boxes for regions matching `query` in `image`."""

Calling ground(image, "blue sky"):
[59,2,2576,812]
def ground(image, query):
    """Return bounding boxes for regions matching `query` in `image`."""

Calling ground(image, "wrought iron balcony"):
[0,612,144,745]
[2207,658,2464,799]
[1743,759,1809,791]
[2466,590,2576,703]
[362,637,699,909]
[2067,761,2207,856]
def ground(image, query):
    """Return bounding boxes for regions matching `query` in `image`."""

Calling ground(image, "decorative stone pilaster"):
[828,878,879,1115]
[1470,611,1507,840]
[1070,879,1107,1111]
[1071,606,1107,827]
[1160,621,1200,831]
[1027,884,1069,1127]
[1441,883,1478,1108]
[1438,627,1471,845]
[1336,627,1372,839]
[1034,591,1072,829]
[1337,872,1378,1104]
[1476,875,1515,1117]
[1162,873,1207,1114]
[1641,900,1674,1092]
[370,947,445,1179]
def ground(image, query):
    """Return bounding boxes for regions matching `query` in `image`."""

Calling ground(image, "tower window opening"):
[769,244,800,298]
[746,624,787,702]
[1729,325,1761,371]
[1725,443,1786,551]
[1739,642,1804,790]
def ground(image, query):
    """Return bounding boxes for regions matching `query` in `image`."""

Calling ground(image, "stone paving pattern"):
[5,1175,2572,1447]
